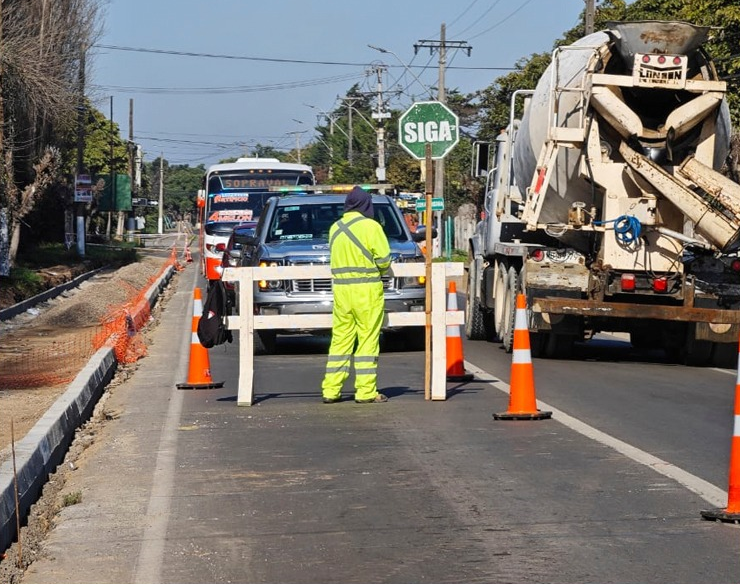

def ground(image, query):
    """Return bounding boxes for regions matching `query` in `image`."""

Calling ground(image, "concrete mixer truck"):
[465,20,740,365]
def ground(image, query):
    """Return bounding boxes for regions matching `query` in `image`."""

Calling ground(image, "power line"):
[454,0,504,37]
[94,43,515,71]
[468,0,537,40]
[446,0,481,32]
[91,73,365,95]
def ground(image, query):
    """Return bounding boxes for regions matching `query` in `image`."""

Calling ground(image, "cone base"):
[492,410,552,421]
[700,508,740,523]
[177,380,225,390]
[447,372,474,382]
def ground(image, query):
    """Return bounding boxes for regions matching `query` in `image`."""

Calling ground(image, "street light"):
[368,44,433,97]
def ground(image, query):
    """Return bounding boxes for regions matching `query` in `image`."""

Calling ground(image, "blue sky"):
[90,0,589,167]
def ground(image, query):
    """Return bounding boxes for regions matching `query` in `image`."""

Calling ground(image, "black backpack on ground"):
[197,281,233,348]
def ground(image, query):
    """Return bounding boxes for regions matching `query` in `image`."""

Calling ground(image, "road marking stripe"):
[133,283,192,584]
[465,359,728,508]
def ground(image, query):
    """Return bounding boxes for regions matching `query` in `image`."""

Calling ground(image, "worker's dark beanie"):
[344,186,374,218]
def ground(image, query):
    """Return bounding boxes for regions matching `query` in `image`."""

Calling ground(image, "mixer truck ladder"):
[521,44,600,229]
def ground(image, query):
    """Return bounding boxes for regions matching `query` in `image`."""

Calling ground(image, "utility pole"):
[158,154,164,234]
[127,98,135,240]
[585,0,595,35]
[75,44,86,257]
[286,130,307,163]
[371,64,390,189]
[415,26,471,257]
[341,97,362,164]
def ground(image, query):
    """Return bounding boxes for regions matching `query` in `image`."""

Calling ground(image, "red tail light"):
[652,277,668,293]
[215,243,226,252]
[731,259,740,272]
[530,249,545,262]
[657,55,666,64]
[621,273,635,292]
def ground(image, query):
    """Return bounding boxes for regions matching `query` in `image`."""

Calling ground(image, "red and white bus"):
[198,158,314,285]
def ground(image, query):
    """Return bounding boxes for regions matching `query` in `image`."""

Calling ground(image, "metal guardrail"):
[222,262,464,406]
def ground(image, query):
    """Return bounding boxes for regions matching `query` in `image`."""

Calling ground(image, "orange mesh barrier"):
[0,252,180,390]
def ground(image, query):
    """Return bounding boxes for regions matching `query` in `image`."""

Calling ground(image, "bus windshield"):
[206,169,314,223]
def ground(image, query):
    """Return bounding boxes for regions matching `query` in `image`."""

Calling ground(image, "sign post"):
[74,174,92,257]
[399,101,459,400]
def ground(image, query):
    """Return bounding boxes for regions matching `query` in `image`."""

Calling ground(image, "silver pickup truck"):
[239,192,429,354]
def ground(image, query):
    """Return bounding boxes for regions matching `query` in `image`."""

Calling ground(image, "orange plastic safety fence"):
[0,258,176,390]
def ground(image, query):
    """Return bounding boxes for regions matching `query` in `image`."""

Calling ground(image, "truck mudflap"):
[532,296,740,324]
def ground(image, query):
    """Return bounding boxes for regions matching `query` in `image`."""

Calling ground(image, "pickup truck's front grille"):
[287,259,393,292]
[288,259,332,293]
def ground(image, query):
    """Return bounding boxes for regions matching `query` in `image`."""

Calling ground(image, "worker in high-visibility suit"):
[322,186,391,404]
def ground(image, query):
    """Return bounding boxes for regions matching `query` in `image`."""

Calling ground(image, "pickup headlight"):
[398,257,426,288]
[258,260,284,290]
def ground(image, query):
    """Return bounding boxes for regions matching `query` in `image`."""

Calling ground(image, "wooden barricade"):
[222,262,463,406]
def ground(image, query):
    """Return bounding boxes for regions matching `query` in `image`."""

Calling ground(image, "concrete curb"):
[0,263,176,554]
[0,266,108,322]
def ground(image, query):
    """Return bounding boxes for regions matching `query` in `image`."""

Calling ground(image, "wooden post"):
[424,143,433,400]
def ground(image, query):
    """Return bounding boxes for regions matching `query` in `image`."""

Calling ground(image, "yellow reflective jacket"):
[329,211,391,287]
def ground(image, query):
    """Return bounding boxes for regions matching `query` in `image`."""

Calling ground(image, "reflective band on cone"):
[701,343,740,522]
[493,293,551,421]
[177,287,224,390]
[446,281,474,382]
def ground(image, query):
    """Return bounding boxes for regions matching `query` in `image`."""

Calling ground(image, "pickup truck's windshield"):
[266,202,407,243]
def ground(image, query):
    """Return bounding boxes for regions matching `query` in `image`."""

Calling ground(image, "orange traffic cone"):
[493,293,551,420]
[177,288,224,390]
[171,245,184,271]
[701,336,740,522]
[184,244,193,263]
[446,281,473,382]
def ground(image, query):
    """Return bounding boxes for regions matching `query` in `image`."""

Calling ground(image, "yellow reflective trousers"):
[321,211,391,401]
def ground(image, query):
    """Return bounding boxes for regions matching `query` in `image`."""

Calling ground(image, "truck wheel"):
[501,266,519,353]
[254,330,277,355]
[465,265,487,340]
[493,260,508,340]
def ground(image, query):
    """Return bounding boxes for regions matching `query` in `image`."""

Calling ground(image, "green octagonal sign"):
[399,100,459,160]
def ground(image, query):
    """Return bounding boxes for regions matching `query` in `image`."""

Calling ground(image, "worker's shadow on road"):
[216,384,482,404]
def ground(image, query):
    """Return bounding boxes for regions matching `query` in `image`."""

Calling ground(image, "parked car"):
[239,192,432,354]
[216,221,257,308]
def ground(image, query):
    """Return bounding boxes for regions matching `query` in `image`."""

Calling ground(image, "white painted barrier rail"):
[222,262,464,405]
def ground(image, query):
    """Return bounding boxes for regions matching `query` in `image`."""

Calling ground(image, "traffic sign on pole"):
[416,197,444,212]
[398,101,459,160]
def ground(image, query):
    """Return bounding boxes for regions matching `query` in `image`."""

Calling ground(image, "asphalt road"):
[20,265,740,584]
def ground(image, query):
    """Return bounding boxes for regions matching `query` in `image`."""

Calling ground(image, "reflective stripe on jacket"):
[329,211,391,286]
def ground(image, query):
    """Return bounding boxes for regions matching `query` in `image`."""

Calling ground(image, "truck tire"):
[254,330,277,355]
[465,265,487,340]
[501,266,519,353]
[493,260,508,340]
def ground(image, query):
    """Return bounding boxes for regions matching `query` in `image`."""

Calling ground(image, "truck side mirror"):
[412,226,437,242]
[472,141,492,178]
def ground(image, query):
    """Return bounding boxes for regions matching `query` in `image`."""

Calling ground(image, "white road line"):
[132,285,192,584]
[465,360,729,509]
